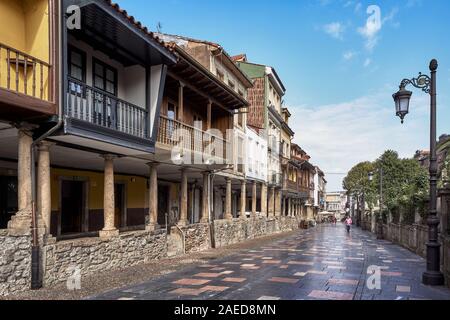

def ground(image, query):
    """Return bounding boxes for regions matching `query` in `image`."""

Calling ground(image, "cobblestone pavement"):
[92,224,450,300]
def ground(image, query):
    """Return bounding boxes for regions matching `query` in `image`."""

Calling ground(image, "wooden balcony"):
[157,115,230,163]
[66,78,149,139]
[0,43,55,119]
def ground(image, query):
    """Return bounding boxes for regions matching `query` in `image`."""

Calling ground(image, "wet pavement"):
[91,224,450,300]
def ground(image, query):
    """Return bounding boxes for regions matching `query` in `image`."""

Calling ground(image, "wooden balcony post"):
[178,81,185,122]
[207,100,212,130]
[146,162,159,231]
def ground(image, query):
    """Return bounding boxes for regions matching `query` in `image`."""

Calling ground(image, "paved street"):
[92,225,450,300]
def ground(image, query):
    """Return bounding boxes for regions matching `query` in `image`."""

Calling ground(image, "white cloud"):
[323,22,345,40]
[289,91,429,191]
[357,6,398,51]
[364,58,371,67]
[343,51,357,61]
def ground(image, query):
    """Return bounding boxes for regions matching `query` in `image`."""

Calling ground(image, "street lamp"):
[392,59,444,286]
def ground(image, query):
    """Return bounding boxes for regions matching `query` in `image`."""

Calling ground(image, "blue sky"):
[120,0,450,190]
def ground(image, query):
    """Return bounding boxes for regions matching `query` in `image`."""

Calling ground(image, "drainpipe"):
[30,0,63,290]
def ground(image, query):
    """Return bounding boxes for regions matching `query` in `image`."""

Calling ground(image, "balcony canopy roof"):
[165,44,250,111]
[65,0,177,67]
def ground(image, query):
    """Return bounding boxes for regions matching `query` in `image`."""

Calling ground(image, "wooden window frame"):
[92,57,118,96]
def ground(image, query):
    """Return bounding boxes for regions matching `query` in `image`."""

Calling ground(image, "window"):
[68,47,86,82]
[228,80,235,90]
[216,69,225,82]
[93,59,117,95]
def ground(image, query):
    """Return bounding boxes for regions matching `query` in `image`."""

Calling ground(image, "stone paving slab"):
[91,225,450,300]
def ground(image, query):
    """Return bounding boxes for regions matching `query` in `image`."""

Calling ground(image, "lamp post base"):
[423,271,444,286]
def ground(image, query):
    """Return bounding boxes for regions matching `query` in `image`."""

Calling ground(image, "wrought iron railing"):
[0,42,51,101]
[158,115,229,161]
[67,77,148,139]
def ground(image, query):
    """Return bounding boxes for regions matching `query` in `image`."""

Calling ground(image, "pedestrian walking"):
[345,216,352,234]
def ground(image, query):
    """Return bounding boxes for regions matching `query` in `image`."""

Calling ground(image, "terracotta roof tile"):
[104,0,175,54]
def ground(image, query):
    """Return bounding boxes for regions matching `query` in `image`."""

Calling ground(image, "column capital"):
[16,122,38,134]
[101,154,117,161]
[38,140,55,152]
[147,161,160,168]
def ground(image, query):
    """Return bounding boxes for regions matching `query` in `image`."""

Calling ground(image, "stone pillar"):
[100,154,119,239]
[288,198,292,217]
[146,162,159,231]
[240,180,247,219]
[8,126,34,234]
[225,178,233,220]
[268,187,275,217]
[37,141,53,235]
[275,189,282,217]
[251,181,257,217]
[260,183,267,217]
[179,169,189,226]
[201,172,209,223]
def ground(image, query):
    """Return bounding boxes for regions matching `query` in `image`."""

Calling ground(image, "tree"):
[344,150,429,224]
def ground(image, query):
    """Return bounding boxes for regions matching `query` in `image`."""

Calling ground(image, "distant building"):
[326,191,348,220]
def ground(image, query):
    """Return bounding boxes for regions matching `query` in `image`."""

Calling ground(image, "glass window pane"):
[106,81,115,94]
[106,69,115,81]
[95,63,104,76]
[71,52,82,66]
[95,75,104,89]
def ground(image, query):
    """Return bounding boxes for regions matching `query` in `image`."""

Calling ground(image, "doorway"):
[114,183,126,228]
[60,180,85,235]
[0,176,18,229]
[157,184,169,226]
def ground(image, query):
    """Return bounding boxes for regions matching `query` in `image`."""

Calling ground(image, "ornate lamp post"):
[392,59,444,286]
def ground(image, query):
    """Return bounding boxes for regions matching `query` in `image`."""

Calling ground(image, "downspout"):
[30,0,63,290]
[209,172,216,248]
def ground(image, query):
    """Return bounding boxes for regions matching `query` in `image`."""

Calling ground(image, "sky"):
[119,0,450,191]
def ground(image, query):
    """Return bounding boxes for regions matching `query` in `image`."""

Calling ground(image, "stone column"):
[240,180,247,219]
[146,162,159,231]
[8,126,34,234]
[225,178,233,220]
[288,198,292,217]
[201,172,209,223]
[37,141,53,235]
[100,154,119,239]
[260,183,267,217]
[268,187,275,217]
[251,181,257,217]
[275,189,282,217]
[178,169,189,226]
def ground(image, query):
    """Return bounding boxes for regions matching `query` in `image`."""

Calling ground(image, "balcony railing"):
[67,78,148,139]
[157,115,229,161]
[0,42,51,101]
[268,172,282,185]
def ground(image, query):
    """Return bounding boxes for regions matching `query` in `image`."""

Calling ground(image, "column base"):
[145,223,160,232]
[177,220,189,227]
[225,214,233,221]
[99,229,119,240]
[7,209,32,235]
[423,271,445,286]
[200,218,209,224]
